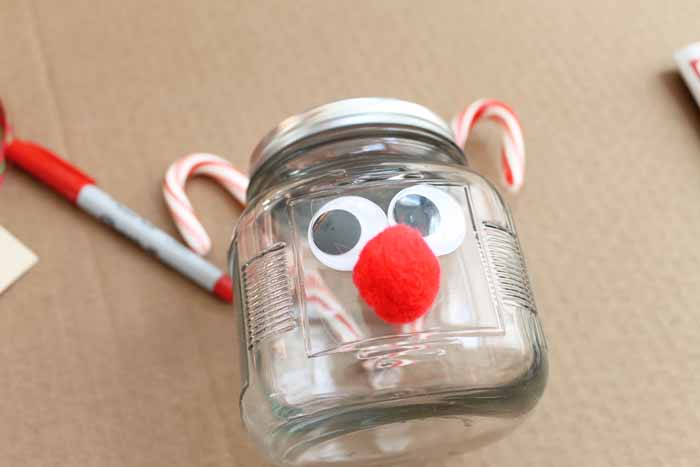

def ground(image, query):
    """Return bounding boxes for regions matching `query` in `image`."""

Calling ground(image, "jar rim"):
[249,97,457,178]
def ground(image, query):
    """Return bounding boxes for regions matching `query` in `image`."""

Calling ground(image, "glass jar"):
[229,98,547,466]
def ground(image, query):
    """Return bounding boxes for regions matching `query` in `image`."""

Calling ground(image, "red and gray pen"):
[4,138,234,303]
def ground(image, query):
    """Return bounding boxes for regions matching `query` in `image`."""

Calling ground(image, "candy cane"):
[451,99,525,192]
[163,153,248,255]
[304,269,363,343]
[163,152,363,343]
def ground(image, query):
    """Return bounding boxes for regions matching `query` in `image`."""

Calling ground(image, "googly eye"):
[308,196,388,271]
[388,185,466,256]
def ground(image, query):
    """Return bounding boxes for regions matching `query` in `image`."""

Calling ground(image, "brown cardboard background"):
[1,1,699,465]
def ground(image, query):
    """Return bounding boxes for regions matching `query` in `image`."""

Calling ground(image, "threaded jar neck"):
[247,125,465,199]
[246,98,466,199]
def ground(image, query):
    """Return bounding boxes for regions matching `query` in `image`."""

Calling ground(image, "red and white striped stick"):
[163,153,248,256]
[163,153,365,342]
[304,269,363,342]
[452,99,525,192]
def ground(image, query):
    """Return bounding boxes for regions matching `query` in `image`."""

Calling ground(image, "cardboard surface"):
[1,1,699,465]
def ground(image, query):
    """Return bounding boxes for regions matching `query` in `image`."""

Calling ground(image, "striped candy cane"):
[452,99,525,192]
[163,153,248,256]
[304,269,363,343]
[163,153,364,342]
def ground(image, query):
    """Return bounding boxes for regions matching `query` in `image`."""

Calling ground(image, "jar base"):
[266,364,547,466]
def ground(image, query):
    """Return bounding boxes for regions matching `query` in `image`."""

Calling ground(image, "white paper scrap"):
[0,226,38,295]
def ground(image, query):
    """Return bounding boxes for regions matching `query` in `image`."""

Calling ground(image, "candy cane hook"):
[451,98,526,192]
[163,153,248,256]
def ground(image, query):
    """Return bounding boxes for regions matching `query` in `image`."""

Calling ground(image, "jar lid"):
[249,97,457,177]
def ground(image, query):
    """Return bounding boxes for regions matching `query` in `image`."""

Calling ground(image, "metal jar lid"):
[249,97,460,178]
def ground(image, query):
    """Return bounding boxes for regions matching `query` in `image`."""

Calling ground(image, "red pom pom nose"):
[352,225,441,324]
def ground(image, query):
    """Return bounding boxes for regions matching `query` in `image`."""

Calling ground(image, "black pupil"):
[393,194,440,236]
[312,209,361,255]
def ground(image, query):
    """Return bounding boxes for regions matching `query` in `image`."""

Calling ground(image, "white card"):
[0,226,38,295]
